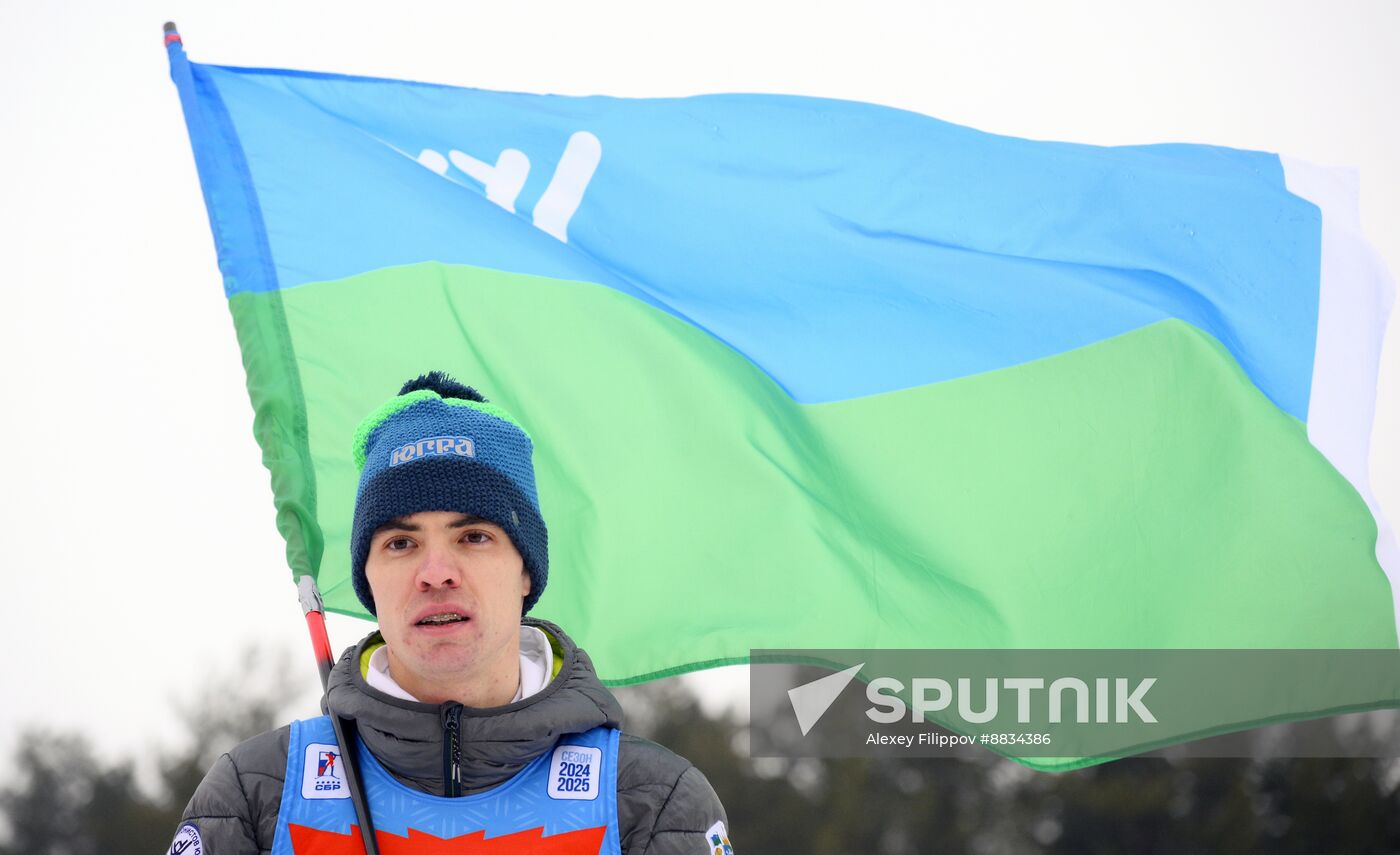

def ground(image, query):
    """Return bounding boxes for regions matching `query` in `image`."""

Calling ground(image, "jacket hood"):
[324,617,624,795]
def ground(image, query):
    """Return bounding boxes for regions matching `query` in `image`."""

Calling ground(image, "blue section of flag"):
[175,55,1321,418]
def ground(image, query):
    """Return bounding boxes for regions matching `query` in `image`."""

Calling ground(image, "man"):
[170,372,732,855]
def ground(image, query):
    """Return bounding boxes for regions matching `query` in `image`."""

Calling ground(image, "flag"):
[166,29,1397,694]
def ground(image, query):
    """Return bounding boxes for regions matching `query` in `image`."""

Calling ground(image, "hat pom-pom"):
[398,371,487,402]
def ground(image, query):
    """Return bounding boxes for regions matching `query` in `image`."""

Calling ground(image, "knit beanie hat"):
[349,372,547,615]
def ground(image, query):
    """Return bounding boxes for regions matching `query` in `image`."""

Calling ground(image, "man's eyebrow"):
[374,514,488,536]
[446,514,488,528]
[375,517,419,534]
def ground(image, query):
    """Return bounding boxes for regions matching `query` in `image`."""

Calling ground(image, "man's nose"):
[414,545,462,590]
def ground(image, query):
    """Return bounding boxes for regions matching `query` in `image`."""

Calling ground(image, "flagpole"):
[297,575,381,855]
[165,24,379,853]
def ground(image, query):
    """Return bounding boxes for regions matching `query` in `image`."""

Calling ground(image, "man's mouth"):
[416,611,469,626]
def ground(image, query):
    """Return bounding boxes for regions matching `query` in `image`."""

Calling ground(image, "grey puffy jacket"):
[175,618,729,854]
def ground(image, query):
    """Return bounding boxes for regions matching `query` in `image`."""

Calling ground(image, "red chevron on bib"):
[289,823,606,854]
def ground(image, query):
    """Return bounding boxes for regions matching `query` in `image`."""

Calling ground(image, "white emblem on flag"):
[417,131,601,243]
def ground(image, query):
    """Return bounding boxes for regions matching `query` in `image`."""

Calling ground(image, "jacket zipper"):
[441,703,463,797]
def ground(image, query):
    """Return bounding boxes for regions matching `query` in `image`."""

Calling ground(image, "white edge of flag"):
[1282,154,1400,640]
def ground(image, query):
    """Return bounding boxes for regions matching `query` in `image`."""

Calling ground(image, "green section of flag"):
[227,282,322,584]
[228,261,1396,682]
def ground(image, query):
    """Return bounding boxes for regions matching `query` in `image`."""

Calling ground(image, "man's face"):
[365,510,531,698]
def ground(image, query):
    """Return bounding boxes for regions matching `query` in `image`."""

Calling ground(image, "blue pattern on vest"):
[271,716,621,854]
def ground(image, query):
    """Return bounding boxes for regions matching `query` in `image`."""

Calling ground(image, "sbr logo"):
[302,742,351,800]
[315,750,342,791]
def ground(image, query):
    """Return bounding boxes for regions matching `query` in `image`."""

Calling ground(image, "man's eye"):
[463,531,491,544]
[385,536,414,551]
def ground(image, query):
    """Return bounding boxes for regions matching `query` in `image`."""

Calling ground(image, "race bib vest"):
[271,716,621,854]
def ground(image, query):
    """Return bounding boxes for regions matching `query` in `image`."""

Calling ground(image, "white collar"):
[365,625,554,704]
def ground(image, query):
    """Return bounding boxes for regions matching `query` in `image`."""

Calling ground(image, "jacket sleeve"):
[617,735,732,855]
[168,726,291,855]
[645,765,732,855]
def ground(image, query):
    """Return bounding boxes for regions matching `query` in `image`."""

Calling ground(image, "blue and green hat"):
[350,372,547,615]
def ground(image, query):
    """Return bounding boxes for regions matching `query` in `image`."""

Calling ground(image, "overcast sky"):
[1,1,1397,770]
